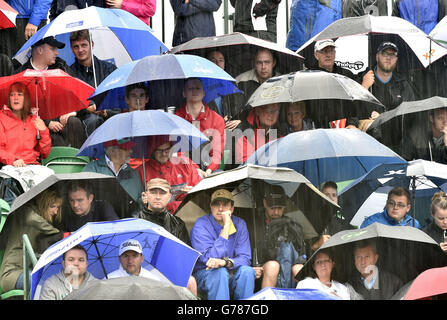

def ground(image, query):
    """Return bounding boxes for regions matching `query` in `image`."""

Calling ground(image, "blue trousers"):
[194,265,256,300]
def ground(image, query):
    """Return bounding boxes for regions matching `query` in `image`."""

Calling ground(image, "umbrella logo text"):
[260,86,285,99]
[334,60,364,71]
[340,229,369,241]
[66,21,84,29]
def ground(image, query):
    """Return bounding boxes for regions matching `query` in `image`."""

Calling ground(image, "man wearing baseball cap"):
[107,239,170,283]
[312,39,357,80]
[361,41,415,112]
[190,188,256,300]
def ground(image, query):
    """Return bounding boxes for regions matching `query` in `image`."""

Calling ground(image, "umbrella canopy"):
[89,54,240,111]
[0,69,95,120]
[430,15,447,49]
[246,70,385,125]
[64,272,197,300]
[13,6,168,68]
[77,109,210,159]
[9,172,138,219]
[404,266,447,300]
[31,218,201,299]
[0,0,17,29]
[338,160,447,227]
[297,15,447,74]
[296,223,447,286]
[246,287,338,300]
[245,128,406,187]
[169,32,304,77]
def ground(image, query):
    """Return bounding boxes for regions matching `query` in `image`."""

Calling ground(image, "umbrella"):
[76,109,210,159]
[175,164,340,265]
[30,218,201,299]
[296,223,447,286]
[0,69,95,120]
[89,54,240,111]
[0,0,17,29]
[168,32,304,77]
[245,128,406,187]
[245,287,338,300]
[403,266,447,300]
[246,70,385,125]
[430,15,447,49]
[13,6,168,70]
[296,15,447,75]
[338,160,447,227]
[366,96,447,157]
[8,172,138,219]
[64,275,197,300]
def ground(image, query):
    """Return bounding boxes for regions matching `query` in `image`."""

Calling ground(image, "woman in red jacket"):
[0,82,51,167]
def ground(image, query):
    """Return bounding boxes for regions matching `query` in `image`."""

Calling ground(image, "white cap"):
[314,39,336,52]
[119,239,143,256]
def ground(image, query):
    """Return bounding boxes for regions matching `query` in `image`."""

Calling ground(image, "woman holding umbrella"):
[423,192,447,253]
[0,82,51,167]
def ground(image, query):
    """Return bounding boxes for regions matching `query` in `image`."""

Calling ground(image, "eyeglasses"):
[154,147,171,154]
[386,200,407,208]
[314,259,332,266]
[380,51,398,58]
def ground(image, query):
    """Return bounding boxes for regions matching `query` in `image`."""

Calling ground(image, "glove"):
[252,1,268,18]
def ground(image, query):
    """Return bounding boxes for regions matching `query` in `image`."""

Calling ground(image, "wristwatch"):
[223,257,234,269]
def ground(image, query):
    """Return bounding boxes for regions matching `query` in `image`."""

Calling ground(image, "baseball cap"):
[32,36,65,49]
[264,185,286,207]
[146,178,171,192]
[377,41,398,54]
[211,189,234,204]
[314,39,336,52]
[103,138,136,149]
[119,239,143,256]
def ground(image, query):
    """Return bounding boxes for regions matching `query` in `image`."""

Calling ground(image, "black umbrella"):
[9,172,138,219]
[175,164,339,265]
[169,32,304,77]
[64,276,197,300]
[246,70,385,126]
[296,223,447,285]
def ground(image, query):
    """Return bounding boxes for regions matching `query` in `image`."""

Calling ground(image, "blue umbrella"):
[14,7,168,68]
[89,54,240,110]
[30,218,201,299]
[245,128,406,187]
[245,287,339,300]
[339,160,447,227]
[77,109,210,159]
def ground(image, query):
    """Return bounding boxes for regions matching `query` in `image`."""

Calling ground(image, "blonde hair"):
[35,188,63,224]
[431,191,447,216]
[285,101,306,118]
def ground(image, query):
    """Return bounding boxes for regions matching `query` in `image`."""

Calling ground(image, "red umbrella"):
[0,0,17,29]
[0,69,95,119]
[404,266,447,300]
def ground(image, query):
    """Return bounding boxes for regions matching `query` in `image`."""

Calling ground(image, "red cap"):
[104,138,136,149]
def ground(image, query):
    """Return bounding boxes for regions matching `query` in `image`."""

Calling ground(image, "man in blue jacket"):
[360,186,421,229]
[190,189,256,300]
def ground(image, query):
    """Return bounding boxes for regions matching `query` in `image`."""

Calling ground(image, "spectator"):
[347,239,403,300]
[399,107,447,164]
[190,189,256,300]
[107,239,171,283]
[296,249,351,299]
[175,78,226,176]
[0,188,65,292]
[69,30,119,136]
[360,41,415,112]
[360,186,420,229]
[60,181,120,232]
[230,0,281,42]
[0,82,51,167]
[49,0,104,21]
[82,138,143,205]
[138,178,197,295]
[422,191,447,253]
[0,54,14,76]
[170,0,221,47]
[284,101,315,134]
[39,245,97,300]
[136,135,202,214]
[252,185,307,289]
[105,0,156,25]
[342,0,389,17]
[235,103,286,164]
[124,83,149,112]
[0,0,51,60]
